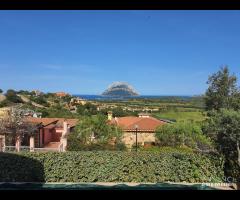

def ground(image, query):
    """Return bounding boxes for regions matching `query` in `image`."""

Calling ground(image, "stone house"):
[108,112,168,148]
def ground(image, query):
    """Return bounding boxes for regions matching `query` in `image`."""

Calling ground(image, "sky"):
[0,10,240,95]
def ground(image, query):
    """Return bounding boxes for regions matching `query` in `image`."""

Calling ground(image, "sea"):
[73,95,193,101]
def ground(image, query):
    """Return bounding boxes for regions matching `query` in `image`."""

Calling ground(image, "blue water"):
[73,95,192,101]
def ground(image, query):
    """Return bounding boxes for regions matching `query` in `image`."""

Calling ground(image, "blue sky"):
[0,10,240,95]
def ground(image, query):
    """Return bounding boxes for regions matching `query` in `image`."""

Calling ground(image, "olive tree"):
[205,66,240,111]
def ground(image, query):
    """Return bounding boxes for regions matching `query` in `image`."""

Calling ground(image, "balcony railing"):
[3,146,60,152]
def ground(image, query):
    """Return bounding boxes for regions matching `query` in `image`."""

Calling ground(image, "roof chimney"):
[138,113,151,118]
[107,111,113,121]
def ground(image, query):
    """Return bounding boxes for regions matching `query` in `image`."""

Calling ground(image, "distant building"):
[108,112,168,148]
[32,90,44,96]
[55,92,70,98]
[70,97,87,106]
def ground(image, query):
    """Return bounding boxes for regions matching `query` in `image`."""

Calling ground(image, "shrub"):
[5,89,23,103]
[0,99,9,108]
[0,151,224,183]
[155,122,213,151]
[140,146,194,154]
[67,115,124,150]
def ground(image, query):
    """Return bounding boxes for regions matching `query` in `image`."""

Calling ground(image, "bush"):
[0,153,44,182]
[140,146,194,153]
[155,122,213,151]
[5,89,23,103]
[0,151,224,183]
[68,142,127,151]
[67,115,124,150]
[0,99,9,108]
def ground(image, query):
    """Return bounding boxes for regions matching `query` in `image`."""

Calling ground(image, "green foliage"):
[0,151,224,183]
[153,110,206,122]
[140,146,194,154]
[205,66,240,111]
[16,90,32,95]
[30,96,49,107]
[67,115,124,150]
[0,89,3,93]
[77,102,98,116]
[155,122,213,151]
[41,104,77,118]
[0,99,9,108]
[204,109,240,179]
[61,95,72,103]
[0,153,44,182]
[67,142,126,151]
[5,89,23,103]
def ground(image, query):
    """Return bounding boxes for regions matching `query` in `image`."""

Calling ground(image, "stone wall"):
[122,131,155,148]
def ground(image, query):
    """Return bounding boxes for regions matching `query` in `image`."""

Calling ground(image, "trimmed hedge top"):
[0,151,224,183]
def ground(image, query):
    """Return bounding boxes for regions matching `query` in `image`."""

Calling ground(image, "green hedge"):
[0,151,224,183]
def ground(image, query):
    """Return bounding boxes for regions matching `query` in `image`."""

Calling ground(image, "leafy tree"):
[32,96,49,107]
[205,66,240,111]
[0,100,9,108]
[76,102,98,116]
[0,89,3,93]
[155,122,212,151]
[204,109,240,179]
[67,115,124,150]
[0,107,39,146]
[5,89,23,103]
[17,90,31,95]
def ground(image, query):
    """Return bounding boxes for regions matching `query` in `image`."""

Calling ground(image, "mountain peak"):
[102,82,139,97]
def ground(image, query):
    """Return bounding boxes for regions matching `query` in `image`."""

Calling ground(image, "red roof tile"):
[110,116,166,131]
[25,117,78,128]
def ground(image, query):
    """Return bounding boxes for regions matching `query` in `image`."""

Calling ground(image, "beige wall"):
[0,107,10,119]
[121,131,155,148]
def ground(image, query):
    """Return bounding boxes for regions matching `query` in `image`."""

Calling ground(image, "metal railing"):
[4,146,16,152]
[4,145,31,152]
[20,146,30,152]
[4,146,60,152]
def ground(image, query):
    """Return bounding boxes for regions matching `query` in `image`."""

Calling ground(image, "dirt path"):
[17,95,46,108]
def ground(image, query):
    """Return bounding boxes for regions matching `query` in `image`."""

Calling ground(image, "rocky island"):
[102,82,139,97]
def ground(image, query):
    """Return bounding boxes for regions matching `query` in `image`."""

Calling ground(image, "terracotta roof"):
[55,92,69,97]
[25,117,78,128]
[109,116,166,132]
[25,117,58,126]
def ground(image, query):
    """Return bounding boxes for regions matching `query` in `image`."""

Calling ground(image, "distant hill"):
[102,82,139,97]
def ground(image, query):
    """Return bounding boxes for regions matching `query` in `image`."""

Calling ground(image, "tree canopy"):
[67,115,124,150]
[204,109,240,179]
[0,108,39,145]
[155,121,212,151]
[205,66,240,111]
[5,89,23,103]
